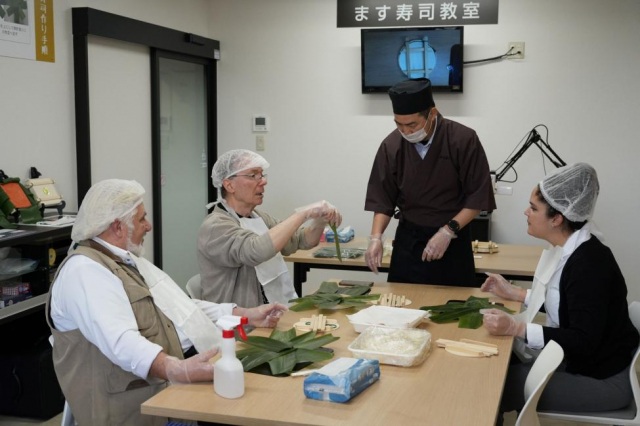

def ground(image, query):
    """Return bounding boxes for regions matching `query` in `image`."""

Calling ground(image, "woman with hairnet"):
[197,149,342,307]
[480,163,639,420]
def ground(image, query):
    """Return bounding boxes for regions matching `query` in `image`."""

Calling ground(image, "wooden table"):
[142,282,521,426]
[284,238,544,295]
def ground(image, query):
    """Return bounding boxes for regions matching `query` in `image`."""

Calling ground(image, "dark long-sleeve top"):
[543,236,639,379]
[365,114,496,227]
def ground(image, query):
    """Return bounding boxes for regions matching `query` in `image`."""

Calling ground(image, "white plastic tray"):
[346,305,428,333]
[348,326,432,367]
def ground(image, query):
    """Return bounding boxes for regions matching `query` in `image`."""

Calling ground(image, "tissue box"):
[303,357,380,403]
[325,226,355,243]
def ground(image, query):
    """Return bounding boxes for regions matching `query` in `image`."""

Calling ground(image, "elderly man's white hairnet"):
[539,162,599,222]
[71,179,145,242]
[211,149,270,188]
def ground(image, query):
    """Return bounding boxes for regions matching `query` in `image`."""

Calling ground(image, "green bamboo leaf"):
[329,224,342,262]
[243,335,293,351]
[268,327,297,343]
[293,334,340,350]
[235,346,264,358]
[268,350,298,375]
[288,330,318,345]
[240,350,282,371]
[318,281,340,293]
[458,312,484,329]
[289,299,321,312]
[294,348,335,364]
[336,285,373,296]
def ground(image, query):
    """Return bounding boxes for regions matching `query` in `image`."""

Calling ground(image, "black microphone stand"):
[494,128,567,182]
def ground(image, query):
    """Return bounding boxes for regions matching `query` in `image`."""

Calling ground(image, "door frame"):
[150,50,217,267]
[72,7,219,266]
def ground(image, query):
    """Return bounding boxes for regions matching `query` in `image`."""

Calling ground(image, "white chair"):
[515,340,564,426]
[538,301,640,425]
[186,274,202,299]
[48,335,76,426]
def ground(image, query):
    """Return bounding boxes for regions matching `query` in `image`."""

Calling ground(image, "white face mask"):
[399,111,434,144]
[401,123,428,144]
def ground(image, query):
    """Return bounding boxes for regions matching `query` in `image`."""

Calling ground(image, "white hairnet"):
[539,162,599,222]
[71,179,145,242]
[211,149,270,188]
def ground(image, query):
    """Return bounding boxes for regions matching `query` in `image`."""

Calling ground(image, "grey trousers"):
[501,360,632,414]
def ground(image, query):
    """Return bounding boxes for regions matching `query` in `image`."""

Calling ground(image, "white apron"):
[238,215,298,305]
[132,254,221,353]
[513,245,563,361]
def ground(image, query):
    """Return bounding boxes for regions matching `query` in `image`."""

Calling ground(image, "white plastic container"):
[346,305,428,333]
[214,316,247,399]
[348,326,432,367]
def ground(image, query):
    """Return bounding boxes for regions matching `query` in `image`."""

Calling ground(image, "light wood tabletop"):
[142,282,521,426]
[283,238,544,295]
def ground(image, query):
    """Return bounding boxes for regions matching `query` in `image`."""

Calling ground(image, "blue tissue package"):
[303,357,380,403]
[325,226,355,243]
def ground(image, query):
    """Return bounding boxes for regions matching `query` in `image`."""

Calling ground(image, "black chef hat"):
[388,78,435,115]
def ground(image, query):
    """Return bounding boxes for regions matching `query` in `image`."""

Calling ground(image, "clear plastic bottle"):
[214,316,248,399]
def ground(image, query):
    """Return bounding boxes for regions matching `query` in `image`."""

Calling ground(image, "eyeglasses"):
[230,173,268,181]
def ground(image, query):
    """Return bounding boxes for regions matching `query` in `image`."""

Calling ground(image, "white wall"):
[207,0,640,299]
[3,0,640,300]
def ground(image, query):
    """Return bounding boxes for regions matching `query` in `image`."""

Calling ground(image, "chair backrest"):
[516,339,564,426]
[626,301,640,418]
[186,274,202,299]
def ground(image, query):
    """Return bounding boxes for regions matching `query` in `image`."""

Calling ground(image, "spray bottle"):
[214,315,248,399]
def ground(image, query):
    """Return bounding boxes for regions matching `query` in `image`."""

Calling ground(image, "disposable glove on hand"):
[295,200,342,227]
[237,303,289,328]
[165,348,217,383]
[422,226,455,262]
[365,235,383,274]
[480,309,525,337]
[481,273,524,302]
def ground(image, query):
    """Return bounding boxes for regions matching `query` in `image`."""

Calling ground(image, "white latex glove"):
[422,226,456,262]
[365,234,384,274]
[480,309,525,337]
[165,348,217,383]
[295,200,342,226]
[481,273,524,302]
[235,303,288,328]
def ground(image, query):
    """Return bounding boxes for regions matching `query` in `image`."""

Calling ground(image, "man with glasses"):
[198,149,342,307]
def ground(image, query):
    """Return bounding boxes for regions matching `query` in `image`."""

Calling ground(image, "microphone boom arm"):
[494,129,566,182]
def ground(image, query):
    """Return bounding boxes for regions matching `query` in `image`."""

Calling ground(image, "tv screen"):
[361,26,464,94]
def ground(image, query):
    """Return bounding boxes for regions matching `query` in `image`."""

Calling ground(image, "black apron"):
[388,219,476,287]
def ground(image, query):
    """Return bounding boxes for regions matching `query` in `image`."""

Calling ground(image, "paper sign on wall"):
[0,0,55,62]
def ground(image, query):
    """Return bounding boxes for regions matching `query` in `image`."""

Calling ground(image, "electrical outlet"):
[508,42,525,59]
[256,135,265,151]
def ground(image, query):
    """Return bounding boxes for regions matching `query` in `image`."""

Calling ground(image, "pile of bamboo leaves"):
[420,296,515,329]
[288,281,380,312]
[235,327,339,376]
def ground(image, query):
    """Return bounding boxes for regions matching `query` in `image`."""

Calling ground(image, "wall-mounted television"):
[361,26,464,94]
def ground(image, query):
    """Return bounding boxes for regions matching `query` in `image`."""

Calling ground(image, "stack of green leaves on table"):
[420,296,515,329]
[235,327,339,376]
[288,281,380,312]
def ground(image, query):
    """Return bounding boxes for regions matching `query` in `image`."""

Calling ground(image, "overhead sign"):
[337,0,499,27]
[0,0,55,62]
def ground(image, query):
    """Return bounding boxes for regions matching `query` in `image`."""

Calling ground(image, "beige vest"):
[45,242,183,426]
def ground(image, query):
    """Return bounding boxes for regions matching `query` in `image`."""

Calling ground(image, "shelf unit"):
[0,224,71,418]
[0,224,72,324]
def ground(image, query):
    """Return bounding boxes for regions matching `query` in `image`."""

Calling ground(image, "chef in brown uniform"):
[364,78,496,286]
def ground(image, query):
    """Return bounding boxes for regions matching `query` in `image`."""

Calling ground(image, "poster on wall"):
[337,0,499,27]
[0,0,55,62]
